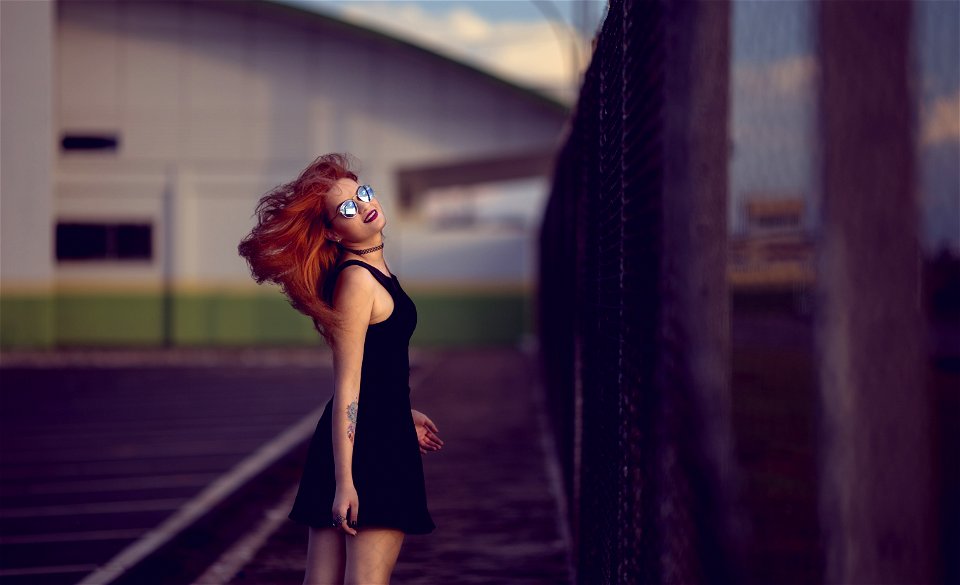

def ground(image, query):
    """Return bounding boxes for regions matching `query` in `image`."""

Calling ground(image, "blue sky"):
[284,0,607,29]
[309,0,599,25]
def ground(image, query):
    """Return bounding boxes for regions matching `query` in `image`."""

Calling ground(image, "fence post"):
[815,1,937,582]
[659,0,739,582]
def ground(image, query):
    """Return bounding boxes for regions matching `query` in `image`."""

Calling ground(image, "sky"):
[275,0,958,249]
[729,0,959,248]
[275,0,608,103]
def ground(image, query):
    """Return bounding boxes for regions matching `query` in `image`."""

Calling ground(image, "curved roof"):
[259,0,572,117]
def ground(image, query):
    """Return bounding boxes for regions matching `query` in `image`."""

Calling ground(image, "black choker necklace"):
[339,242,384,255]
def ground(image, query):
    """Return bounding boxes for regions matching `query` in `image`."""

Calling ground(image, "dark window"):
[61,134,119,152]
[56,222,152,261]
[115,224,152,259]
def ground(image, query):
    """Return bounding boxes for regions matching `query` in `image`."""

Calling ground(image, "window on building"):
[60,134,119,152]
[55,222,153,261]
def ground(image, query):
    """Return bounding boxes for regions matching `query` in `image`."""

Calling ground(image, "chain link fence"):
[537,0,953,583]
[538,0,735,582]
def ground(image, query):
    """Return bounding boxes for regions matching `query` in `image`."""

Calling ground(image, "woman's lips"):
[364,210,378,223]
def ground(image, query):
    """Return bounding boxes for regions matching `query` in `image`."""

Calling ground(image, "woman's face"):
[325,177,386,245]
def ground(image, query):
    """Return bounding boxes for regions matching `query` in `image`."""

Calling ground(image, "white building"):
[1,0,571,348]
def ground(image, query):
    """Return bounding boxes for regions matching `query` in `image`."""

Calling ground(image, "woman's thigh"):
[303,526,346,585]
[344,528,405,585]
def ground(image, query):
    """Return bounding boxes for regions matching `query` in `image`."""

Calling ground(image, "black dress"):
[287,259,436,535]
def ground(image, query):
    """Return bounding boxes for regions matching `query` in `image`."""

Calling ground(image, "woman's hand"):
[332,482,359,536]
[412,409,444,454]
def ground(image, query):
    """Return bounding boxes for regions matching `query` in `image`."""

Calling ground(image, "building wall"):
[0,0,56,347]
[1,0,568,348]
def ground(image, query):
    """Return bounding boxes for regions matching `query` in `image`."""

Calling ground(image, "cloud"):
[734,55,958,148]
[332,2,585,100]
[446,7,493,42]
[729,54,819,220]
[731,55,817,149]
[922,90,960,146]
[733,55,818,98]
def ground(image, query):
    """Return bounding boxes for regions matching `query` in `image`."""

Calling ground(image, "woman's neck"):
[341,248,384,264]
[338,235,386,267]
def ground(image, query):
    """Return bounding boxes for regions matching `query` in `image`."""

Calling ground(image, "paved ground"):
[729,314,821,584]
[729,311,959,585]
[0,347,572,585]
[222,348,573,585]
[0,350,336,585]
[3,326,954,584]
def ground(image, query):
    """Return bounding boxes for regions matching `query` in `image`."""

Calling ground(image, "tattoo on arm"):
[346,397,358,443]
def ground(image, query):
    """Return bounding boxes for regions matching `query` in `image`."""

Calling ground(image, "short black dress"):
[287,259,436,535]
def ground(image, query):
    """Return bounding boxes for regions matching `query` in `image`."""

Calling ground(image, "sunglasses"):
[335,185,376,219]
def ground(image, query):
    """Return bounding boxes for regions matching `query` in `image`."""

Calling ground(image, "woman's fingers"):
[347,502,359,535]
[414,420,444,451]
[334,504,358,536]
[426,431,444,449]
[420,432,443,452]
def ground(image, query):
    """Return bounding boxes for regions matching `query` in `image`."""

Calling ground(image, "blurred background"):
[1,0,958,584]
[0,0,607,348]
[0,0,955,349]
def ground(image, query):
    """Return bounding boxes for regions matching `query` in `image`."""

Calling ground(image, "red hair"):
[237,153,359,346]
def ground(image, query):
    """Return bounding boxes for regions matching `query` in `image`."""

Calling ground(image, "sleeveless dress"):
[287,259,436,535]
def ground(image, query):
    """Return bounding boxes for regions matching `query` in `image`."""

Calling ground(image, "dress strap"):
[323,259,395,303]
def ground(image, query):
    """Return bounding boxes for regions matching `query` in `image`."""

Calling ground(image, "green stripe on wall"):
[175,292,321,346]
[0,290,533,349]
[409,290,532,346]
[0,294,56,348]
[57,293,165,346]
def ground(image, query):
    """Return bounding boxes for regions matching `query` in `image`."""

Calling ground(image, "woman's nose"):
[356,199,376,218]
[358,197,376,212]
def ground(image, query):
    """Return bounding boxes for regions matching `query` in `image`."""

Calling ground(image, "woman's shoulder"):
[335,259,383,280]
[337,263,378,283]
[323,261,376,303]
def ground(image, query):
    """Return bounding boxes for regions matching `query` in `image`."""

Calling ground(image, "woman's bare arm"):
[330,266,376,486]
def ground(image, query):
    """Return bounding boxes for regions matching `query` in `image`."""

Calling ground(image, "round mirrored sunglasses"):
[336,184,376,219]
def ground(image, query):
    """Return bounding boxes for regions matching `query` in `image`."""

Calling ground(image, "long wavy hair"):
[237,153,359,347]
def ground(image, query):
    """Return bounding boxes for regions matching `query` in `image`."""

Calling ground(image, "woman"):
[237,153,444,585]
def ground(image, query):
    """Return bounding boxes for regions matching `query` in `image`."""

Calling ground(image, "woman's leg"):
[344,528,405,585]
[303,526,346,585]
